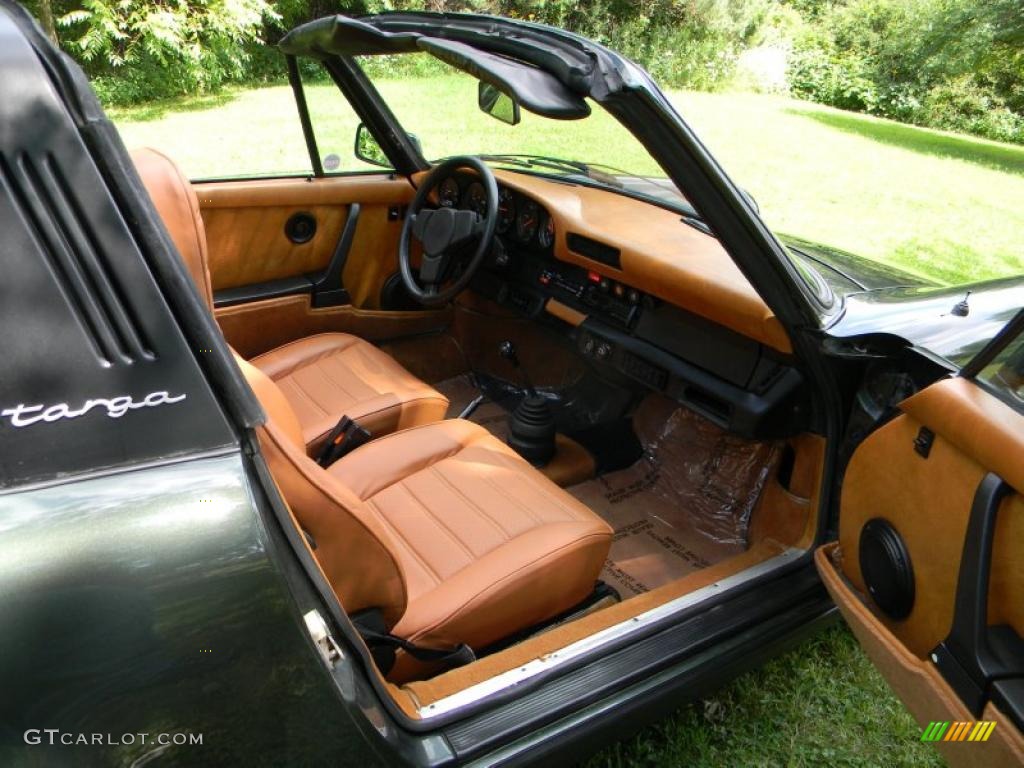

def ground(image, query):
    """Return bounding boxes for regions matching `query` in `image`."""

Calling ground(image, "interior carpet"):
[567,395,782,598]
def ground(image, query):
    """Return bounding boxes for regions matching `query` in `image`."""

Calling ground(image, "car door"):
[817,310,1024,766]
[169,61,447,360]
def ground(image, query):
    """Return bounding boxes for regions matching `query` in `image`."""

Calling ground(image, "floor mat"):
[568,396,781,598]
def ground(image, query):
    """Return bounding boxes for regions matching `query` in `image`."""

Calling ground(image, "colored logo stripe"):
[921,721,996,742]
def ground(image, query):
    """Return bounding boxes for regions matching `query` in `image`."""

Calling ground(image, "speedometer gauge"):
[497,187,515,234]
[515,199,540,242]
[462,182,487,216]
[438,177,460,208]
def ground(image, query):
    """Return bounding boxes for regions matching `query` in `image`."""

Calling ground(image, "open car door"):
[817,309,1024,767]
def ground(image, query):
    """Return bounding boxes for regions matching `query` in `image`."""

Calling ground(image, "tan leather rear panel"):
[816,544,1024,768]
[196,175,412,293]
[838,379,1024,657]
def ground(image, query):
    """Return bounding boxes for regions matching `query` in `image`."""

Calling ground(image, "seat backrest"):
[130,147,215,312]
[132,148,410,624]
[233,354,410,625]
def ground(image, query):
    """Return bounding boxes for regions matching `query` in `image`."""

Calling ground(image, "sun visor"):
[279,16,421,57]
[417,37,590,120]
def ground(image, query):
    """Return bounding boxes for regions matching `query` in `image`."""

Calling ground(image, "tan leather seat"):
[130,147,449,450]
[236,354,612,679]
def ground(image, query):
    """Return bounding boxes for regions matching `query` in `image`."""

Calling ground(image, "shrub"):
[56,0,278,103]
[786,0,1024,145]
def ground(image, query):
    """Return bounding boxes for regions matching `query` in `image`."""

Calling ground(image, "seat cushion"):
[251,333,449,451]
[328,419,613,654]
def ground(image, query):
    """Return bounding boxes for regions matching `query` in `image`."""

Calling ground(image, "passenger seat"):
[237,354,613,680]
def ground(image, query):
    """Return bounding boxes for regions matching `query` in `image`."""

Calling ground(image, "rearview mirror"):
[354,123,389,167]
[478,82,520,126]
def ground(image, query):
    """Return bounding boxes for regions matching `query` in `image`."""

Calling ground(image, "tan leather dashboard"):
[414,169,791,354]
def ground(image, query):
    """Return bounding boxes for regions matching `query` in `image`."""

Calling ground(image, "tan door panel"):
[835,377,1024,657]
[816,544,1024,768]
[215,294,451,360]
[196,175,413,296]
[821,373,1024,757]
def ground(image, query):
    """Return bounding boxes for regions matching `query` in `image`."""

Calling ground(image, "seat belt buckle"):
[316,415,372,467]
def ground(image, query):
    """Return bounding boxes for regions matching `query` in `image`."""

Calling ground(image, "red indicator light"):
[587,271,601,283]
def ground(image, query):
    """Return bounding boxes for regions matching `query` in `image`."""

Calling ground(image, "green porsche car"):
[1,2,1022,766]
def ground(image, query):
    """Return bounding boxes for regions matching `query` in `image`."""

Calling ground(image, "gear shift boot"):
[498,340,556,466]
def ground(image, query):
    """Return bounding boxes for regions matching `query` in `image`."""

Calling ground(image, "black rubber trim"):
[311,202,359,307]
[483,606,838,767]
[932,473,1023,715]
[443,565,827,757]
[214,276,315,308]
[288,55,324,177]
[960,307,1024,379]
[992,678,1024,732]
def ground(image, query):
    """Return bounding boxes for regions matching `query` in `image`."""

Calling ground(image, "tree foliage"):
[49,0,277,103]
[19,0,1024,144]
[787,0,1024,143]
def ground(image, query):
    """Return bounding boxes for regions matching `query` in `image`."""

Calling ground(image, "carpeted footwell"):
[567,396,781,598]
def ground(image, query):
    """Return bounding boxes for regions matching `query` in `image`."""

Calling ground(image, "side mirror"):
[478,82,520,126]
[354,123,390,167]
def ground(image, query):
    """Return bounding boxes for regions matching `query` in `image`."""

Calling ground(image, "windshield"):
[359,55,693,215]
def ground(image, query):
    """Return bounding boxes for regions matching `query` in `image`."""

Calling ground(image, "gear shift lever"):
[498,341,555,466]
[498,341,537,397]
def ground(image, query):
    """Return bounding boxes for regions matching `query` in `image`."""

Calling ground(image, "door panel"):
[816,545,1024,767]
[821,374,1024,764]
[837,378,1024,656]
[196,175,413,298]
[215,295,451,360]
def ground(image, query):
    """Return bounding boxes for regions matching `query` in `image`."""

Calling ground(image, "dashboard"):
[432,171,804,439]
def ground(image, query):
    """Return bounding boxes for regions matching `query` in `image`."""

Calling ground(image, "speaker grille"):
[859,518,915,620]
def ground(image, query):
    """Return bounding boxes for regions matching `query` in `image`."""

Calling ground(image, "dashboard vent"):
[567,233,621,269]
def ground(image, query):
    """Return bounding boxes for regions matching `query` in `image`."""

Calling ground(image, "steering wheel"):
[399,156,499,306]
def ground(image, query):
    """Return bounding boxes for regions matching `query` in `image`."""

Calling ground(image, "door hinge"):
[913,426,935,458]
[304,609,344,668]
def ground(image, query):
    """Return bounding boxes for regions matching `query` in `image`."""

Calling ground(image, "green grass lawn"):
[110,76,1024,286]
[106,79,1006,766]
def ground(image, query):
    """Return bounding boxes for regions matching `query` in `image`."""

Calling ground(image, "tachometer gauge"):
[516,199,540,242]
[538,212,555,248]
[497,187,515,234]
[438,177,460,208]
[463,182,487,216]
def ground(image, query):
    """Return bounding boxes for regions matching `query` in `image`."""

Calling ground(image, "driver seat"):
[131,147,450,450]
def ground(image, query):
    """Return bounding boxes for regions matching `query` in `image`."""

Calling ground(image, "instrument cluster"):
[437,175,555,251]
